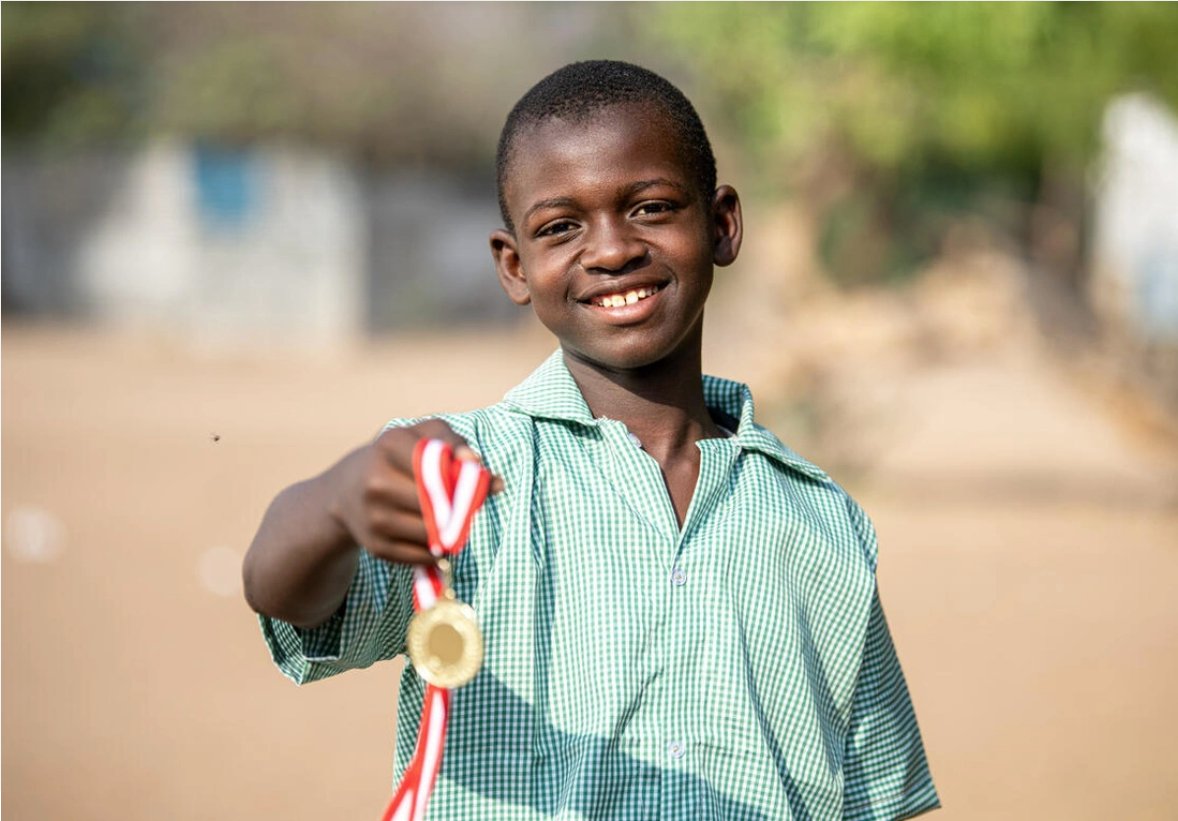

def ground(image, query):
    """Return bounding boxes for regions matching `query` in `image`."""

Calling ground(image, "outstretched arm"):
[242,419,485,628]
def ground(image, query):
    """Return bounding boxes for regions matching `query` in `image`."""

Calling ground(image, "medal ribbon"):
[381,438,491,821]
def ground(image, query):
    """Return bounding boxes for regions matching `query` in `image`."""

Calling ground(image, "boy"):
[244,60,940,820]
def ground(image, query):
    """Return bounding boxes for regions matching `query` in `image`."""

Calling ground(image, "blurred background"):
[3,3,1176,819]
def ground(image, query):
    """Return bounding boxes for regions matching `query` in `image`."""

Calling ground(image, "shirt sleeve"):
[257,416,432,684]
[842,589,941,820]
[258,543,416,685]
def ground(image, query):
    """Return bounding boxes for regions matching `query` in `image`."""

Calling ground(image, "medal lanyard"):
[382,438,491,821]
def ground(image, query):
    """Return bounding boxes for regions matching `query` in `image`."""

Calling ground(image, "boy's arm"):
[242,420,481,629]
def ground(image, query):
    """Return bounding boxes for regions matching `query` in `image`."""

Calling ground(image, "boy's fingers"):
[367,538,437,566]
[369,508,430,546]
[373,421,500,495]
[369,448,494,503]
[364,470,421,512]
[373,426,418,472]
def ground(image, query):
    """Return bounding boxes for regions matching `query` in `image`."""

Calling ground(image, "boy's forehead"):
[503,103,696,211]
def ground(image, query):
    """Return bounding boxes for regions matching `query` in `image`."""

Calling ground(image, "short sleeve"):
[257,416,436,684]
[258,548,415,684]
[842,589,941,820]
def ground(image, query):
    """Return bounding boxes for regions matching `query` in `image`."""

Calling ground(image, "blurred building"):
[2,141,511,346]
[1092,93,1178,346]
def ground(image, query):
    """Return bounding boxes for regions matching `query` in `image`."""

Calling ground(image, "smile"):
[586,285,663,308]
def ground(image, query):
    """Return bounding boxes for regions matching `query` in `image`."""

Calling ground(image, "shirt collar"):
[501,350,597,424]
[502,350,830,483]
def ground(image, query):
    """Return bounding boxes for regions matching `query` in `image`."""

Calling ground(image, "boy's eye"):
[536,220,578,238]
[633,201,675,217]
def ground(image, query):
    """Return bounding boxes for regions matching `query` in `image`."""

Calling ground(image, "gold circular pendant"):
[406,598,484,689]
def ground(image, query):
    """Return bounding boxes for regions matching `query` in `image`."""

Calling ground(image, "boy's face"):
[491,103,742,373]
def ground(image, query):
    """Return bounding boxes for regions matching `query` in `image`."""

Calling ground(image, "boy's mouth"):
[583,284,664,308]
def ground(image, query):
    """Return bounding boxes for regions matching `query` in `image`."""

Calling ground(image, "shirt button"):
[670,567,687,586]
[668,741,686,759]
[627,432,643,449]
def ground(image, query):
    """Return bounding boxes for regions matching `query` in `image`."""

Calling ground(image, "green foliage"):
[643,3,1178,283]
[2,3,149,145]
[649,3,1178,182]
[1,3,620,166]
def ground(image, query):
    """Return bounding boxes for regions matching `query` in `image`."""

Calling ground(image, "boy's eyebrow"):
[523,178,690,223]
[622,178,689,198]
[524,197,576,223]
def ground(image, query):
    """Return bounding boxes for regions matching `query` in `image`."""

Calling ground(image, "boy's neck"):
[560,330,722,456]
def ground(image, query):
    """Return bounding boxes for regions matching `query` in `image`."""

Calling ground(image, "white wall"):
[74,141,366,347]
[1092,93,1178,343]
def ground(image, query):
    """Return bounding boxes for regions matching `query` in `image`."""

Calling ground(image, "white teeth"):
[593,285,660,308]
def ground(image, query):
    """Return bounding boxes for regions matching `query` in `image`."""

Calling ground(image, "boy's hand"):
[326,420,501,566]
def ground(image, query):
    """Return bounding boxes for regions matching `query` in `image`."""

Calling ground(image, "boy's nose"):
[580,219,647,273]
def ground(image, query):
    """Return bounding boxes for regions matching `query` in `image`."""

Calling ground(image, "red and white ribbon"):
[381,438,491,821]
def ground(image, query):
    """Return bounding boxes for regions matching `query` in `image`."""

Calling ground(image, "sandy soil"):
[3,317,1176,820]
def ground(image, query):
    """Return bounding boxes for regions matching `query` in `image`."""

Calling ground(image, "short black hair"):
[495,60,717,231]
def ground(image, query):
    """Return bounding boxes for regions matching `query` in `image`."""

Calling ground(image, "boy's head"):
[489,60,741,373]
[496,60,717,232]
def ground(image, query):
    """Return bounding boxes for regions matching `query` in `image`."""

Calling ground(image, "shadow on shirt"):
[400,666,813,820]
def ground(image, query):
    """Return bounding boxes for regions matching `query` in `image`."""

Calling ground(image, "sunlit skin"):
[491,102,743,524]
[242,104,742,627]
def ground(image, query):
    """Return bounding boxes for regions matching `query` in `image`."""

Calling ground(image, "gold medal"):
[406,559,484,689]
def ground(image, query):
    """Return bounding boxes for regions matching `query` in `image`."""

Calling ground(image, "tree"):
[643,3,1178,284]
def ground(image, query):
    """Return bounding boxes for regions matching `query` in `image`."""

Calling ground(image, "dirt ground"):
[3,314,1177,820]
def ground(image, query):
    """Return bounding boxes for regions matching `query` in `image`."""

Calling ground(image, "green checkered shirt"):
[261,350,940,820]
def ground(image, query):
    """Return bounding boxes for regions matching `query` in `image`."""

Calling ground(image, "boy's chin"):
[559,338,694,375]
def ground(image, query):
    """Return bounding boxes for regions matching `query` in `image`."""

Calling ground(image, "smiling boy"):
[245,61,939,820]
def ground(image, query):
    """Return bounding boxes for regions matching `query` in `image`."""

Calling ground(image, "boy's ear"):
[711,185,743,267]
[490,229,531,305]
